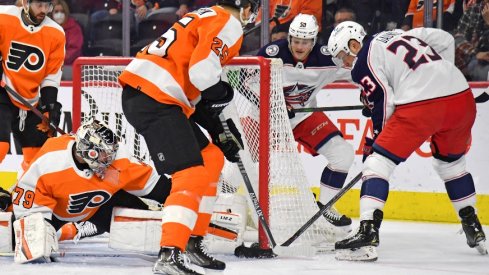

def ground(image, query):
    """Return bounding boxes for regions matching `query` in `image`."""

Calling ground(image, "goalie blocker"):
[108,193,248,254]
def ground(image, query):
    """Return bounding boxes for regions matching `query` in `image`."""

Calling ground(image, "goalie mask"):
[75,120,119,179]
[22,0,54,25]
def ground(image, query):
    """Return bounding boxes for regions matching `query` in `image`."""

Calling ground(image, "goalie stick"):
[281,172,363,247]
[0,81,66,135]
[0,251,157,262]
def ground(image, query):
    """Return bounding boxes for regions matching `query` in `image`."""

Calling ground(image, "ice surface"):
[1,220,487,275]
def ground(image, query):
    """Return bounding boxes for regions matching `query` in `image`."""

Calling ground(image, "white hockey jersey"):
[257,39,351,128]
[351,28,469,137]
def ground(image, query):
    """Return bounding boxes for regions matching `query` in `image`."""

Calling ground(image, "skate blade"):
[335,246,378,262]
[475,241,488,255]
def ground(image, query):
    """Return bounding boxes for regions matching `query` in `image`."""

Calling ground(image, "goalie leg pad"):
[335,246,378,262]
[0,212,13,252]
[13,213,58,263]
[109,207,164,254]
[204,193,247,254]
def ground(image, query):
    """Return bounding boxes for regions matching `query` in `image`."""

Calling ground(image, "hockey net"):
[72,56,334,253]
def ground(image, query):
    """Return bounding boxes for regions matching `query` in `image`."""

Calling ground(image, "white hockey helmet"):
[327,21,366,65]
[75,120,119,179]
[288,13,319,45]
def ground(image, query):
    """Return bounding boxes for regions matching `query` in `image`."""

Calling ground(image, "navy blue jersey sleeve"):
[351,37,386,138]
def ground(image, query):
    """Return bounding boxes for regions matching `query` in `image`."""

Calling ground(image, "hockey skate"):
[318,201,352,238]
[334,209,383,262]
[459,206,487,255]
[58,221,101,243]
[153,247,204,275]
[186,236,226,270]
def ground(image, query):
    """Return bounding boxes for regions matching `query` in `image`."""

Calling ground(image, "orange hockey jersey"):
[255,0,322,31]
[12,135,161,222]
[0,5,65,110]
[118,6,243,118]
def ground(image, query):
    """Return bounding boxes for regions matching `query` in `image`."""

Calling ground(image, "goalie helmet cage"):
[72,56,334,252]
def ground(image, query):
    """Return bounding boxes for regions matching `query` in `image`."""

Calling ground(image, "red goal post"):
[72,56,335,252]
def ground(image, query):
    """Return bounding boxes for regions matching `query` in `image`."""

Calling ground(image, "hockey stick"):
[295,92,488,113]
[0,250,158,262]
[243,5,287,36]
[281,172,363,247]
[220,117,277,258]
[221,114,317,257]
[475,91,489,103]
[0,80,66,135]
[244,16,279,36]
[294,105,364,113]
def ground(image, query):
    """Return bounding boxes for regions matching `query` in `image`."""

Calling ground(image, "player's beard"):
[30,9,46,24]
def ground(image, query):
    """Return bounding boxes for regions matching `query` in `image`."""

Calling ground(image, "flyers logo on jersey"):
[7,41,45,72]
[67,190,111,214]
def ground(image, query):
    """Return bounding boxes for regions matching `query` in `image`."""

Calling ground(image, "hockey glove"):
[199,81,234,118]
[359,89,373,118]
[0,187,11,211]
[362,137,374,162]
[37,102,62,137]
[361,106,372,117]
[213,119,244,163]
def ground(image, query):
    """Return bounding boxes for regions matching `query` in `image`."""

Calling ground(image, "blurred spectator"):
[91,0,121,23]
[51,0,83,66]
[401,0,457,32]
[454,0,489,80]
[255,0,322,42]
[320,7,356,44]
[192,0,216,9]
[133,0,194,23]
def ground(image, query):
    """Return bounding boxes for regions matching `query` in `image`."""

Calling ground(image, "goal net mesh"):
[74,57,334,251]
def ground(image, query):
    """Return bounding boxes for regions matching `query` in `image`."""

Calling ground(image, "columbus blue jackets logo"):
[283,83,316,106]
[265,44,279,56]
[6,41,45,72]
[67,190,111,214]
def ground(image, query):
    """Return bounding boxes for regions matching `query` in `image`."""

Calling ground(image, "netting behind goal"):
[72,56,334,252]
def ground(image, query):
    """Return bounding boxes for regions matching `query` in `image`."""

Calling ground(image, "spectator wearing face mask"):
[51,0,83,68]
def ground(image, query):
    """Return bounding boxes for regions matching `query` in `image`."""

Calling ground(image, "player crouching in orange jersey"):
[10,120,172,263]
